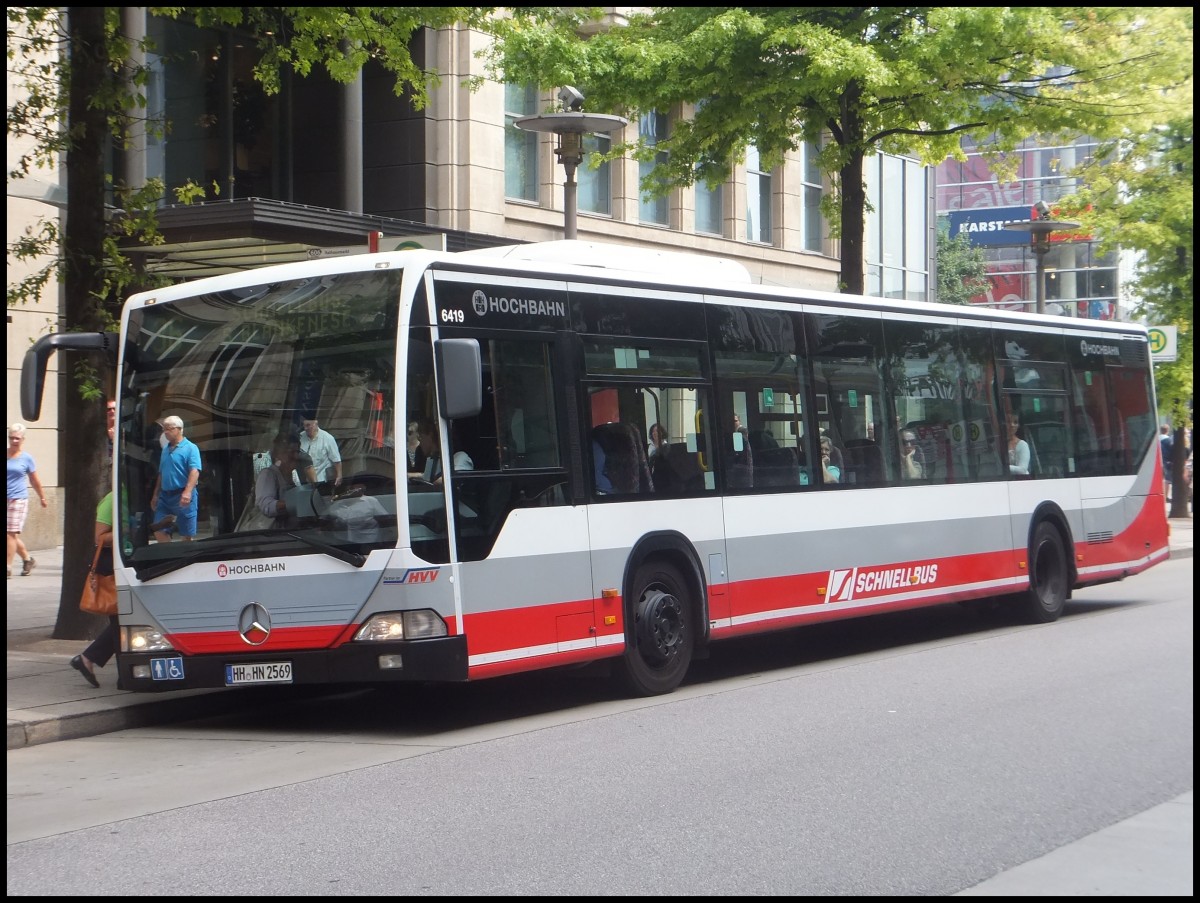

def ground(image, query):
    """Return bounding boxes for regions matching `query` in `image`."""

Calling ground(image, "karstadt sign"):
[946,206,1035,247]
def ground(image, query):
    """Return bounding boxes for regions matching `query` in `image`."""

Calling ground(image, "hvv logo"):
[383,568,441,585]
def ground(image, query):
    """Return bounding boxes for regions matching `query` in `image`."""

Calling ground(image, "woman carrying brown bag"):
[70,491,117,688]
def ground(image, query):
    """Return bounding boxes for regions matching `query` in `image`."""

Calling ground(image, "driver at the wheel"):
[409,419,473,485]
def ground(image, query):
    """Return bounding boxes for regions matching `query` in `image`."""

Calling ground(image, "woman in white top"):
[1007,414,1031,475]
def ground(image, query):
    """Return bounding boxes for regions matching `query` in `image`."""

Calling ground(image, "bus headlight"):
[122,626,175,653]
[355,610,448,642]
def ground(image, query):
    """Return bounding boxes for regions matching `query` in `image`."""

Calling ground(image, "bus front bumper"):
[115,635,468,692]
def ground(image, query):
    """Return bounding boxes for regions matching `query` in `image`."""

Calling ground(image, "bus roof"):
[120,240,1147,340]
[461,240,753,284]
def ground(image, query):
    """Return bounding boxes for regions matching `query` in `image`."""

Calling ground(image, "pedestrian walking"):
[7,422,48,578]
[69,490,117,688]
[105,398,116,465]
[149,415,201,541]
[1160,424,1174,501]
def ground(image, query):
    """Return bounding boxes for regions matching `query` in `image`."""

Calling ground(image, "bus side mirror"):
[436,338,482,420]
[21,331,118,421]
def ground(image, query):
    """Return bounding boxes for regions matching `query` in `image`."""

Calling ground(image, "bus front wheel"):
[1020,522,1069,624]
[617,560,694,697]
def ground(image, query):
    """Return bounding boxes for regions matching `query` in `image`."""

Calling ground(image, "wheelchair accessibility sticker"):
[150,657,185,681]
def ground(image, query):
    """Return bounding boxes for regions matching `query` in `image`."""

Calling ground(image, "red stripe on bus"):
[461,596,620,657]
[168,624,346,655]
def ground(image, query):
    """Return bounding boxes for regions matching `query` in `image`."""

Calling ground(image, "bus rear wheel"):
[617,560,694,697]
[1020,522,1069,624]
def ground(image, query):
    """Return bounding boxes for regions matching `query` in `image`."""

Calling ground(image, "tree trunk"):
[838,153,867,296]
[53,7,113,641]
[836,79,866,296]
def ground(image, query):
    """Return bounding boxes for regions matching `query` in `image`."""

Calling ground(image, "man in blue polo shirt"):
[150,415,202,542]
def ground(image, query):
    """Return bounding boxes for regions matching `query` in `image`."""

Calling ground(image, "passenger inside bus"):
[647,423,667,459]
[820,435,841,483]
[1007,413,1031,475]
[237,432,313,530]
[899,430,925,479]
[406,419,426,476]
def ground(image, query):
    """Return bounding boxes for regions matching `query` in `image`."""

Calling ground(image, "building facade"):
[7,12,935,549]
[936,133,1128,321]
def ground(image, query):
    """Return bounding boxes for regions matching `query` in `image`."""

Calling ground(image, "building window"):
[800,141,822,252]
[579,134,612,216]
[865,153,931,301]
[505,83,538,202]
[693,100,723,236]
[935,133,1118,319]
[746,144,771,244]
[695,169,724,236]
[639,111,669,225]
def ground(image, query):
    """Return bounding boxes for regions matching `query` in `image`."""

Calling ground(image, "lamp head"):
[558,85,585,113]
[1033,200,1052,220]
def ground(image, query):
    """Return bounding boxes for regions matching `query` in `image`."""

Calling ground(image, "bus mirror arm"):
[21,331,119,421]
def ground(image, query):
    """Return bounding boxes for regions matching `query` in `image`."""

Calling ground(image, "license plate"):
[225,661,293,686]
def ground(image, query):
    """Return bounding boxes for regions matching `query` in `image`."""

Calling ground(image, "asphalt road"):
[7,558,1193,895]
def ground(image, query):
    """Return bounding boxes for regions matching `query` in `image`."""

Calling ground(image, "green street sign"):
[1148,326,1177,362]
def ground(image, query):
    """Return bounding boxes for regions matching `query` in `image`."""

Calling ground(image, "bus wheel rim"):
[637,589,683,666]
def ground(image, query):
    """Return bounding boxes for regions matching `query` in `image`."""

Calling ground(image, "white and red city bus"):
[22,240,1171,696]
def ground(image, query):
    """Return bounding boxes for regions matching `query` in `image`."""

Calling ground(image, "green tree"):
[487,7,1191,294]
[1066,109,1193,516]
[935,230,990,306]
[6,6,501,638]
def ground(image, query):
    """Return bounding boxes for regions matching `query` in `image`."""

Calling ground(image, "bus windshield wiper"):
[136,547,212,581]
[286,532,367,567]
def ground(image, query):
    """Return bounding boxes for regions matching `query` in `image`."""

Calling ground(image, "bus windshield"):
[116,270,403,577]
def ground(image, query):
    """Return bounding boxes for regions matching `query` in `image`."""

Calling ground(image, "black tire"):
[1020,521,1069,623]
[617,560,694,697]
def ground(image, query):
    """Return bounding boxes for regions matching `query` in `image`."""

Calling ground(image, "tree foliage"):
[1067,112,1194,421]
[935,231,990,306]
[487,7,1192,294]
[1065,92,1194,517]
[6,6,503,638]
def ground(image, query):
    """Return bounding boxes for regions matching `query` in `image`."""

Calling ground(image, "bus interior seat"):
[1024,431,1042,477]
[753,446,800,487]
[748,429,778,451]
[593,422,654,494]
[727,429,754,489]
[651,441,704,493]
[842,438,885,485]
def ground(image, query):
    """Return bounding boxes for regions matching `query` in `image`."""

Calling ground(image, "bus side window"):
[492,340,560,470]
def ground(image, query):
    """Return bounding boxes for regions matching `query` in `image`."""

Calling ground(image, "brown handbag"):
[79,543,118,616]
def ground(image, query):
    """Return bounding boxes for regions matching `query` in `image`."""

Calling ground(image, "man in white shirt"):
[300,417,343,486]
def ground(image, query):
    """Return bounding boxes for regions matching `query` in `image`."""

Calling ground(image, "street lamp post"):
[514,88,627,240]
[1005,204,1081,315]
